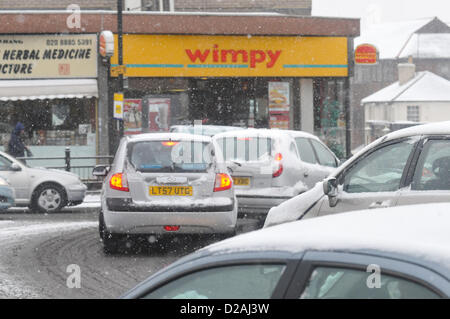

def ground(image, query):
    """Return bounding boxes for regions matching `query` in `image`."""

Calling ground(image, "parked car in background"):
[265,121,450,228]
[0,150,87,213]
[93,133,238,254]
[0,176,15,212]
[122,203,450,299]
[212,129,338,218]
[169,125,243,136]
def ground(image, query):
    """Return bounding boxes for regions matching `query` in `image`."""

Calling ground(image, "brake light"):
[164,225,180,232]
[162,141,179,146]
[273,153,283,178]
[110,173,129,192]
[214,173,232,192]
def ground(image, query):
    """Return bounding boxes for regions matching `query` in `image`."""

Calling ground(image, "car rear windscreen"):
[128,140,212,172]
[216,136,273,162]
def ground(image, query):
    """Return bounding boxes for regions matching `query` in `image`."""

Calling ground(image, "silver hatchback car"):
[94,133,237,253]
[212,129,338,219]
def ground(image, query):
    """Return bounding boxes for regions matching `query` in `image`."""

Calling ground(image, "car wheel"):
[99,212,119,254]
[31,183,67,213]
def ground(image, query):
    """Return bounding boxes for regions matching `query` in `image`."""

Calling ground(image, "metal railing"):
[18,147,114,189]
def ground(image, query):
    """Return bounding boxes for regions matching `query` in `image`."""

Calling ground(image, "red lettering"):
[266,50,282,68]
[221,50,248,63]
[185,49,210,63]
[250,50,266,68]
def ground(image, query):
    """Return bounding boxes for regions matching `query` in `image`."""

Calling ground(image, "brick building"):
[0,0,311,15]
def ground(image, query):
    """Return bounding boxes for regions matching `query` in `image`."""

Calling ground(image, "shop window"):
[313,78,346,159]
[0,98,95,147]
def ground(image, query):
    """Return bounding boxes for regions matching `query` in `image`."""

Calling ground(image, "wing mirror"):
[92,165,110,177]
[323,177,339,207]
[10,163,21,171]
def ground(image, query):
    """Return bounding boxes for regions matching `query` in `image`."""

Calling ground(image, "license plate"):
[149,186,193,196]
[233,177,250,186]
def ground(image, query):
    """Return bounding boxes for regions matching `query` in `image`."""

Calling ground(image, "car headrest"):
[432,156,450,179]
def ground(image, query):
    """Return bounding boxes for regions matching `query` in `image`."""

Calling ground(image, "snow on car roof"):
[126,132,212,143]
[213,128,316,140]
[383,120,450,141]
[204,203,450,268]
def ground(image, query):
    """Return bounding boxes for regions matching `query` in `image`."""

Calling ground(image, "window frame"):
[285,251,448,299]
[130,254,301,299]
[309,138,339,168]
[294,137,319,165]
[407,105,420,122]
[336,137,420,191]
[405,136,450,190]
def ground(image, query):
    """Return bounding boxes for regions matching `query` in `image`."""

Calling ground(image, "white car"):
[93,133,238,254]
[212,129,338,218]
[265,121,450,228]
[123,203,450,299]
[0,150,87,213]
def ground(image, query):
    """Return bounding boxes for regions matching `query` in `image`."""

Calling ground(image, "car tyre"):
[30,183,67,213]
[99,212,119,254]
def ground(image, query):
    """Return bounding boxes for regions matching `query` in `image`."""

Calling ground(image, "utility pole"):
[117,0,124,140]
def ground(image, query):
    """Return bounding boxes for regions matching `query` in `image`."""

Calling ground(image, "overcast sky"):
[312,0,450,30]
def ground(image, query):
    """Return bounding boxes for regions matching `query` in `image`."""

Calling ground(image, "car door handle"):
[369,200,391,209]
[303,170,309,177]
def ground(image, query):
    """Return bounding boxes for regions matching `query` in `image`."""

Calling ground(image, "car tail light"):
[273,153,283,178]
[274,153,283,161]
[164,225,180,232]
[214,173,232,192]
[110,173,129,192]
[162,141,179,147]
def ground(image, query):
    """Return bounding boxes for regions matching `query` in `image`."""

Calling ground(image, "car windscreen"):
[128,140,212,172]
[216,136,273,162]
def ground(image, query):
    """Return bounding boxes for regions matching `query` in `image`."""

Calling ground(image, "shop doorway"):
[189,78,254,127]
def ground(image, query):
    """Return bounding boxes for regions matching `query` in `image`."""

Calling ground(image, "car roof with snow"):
[213,128,306,140]
[125,132,212,143]
[200,203,450,271]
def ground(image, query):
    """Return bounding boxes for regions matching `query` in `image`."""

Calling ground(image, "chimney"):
[398,57,416,85]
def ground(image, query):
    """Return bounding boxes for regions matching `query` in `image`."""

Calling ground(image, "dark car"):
[122,203,450,299]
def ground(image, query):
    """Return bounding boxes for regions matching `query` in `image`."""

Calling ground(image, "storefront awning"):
[0,79,98,101]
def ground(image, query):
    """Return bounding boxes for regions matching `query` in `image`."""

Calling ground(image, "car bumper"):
[236,194,291,216]
[66,183,87,203]
[103,200,238,235]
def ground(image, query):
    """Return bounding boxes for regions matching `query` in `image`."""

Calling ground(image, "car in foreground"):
[169,125,243,136]
[212,129,337,218]
[265,121,450,228]
[93,133,238,254]
[122,203,450,299]
[0,150,86,213]
[0,176,14,212]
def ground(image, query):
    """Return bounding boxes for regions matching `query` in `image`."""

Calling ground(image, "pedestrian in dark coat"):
[8,122,32,160]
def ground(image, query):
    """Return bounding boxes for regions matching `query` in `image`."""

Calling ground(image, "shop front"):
[0,34,98,169]
[109,34,351,157]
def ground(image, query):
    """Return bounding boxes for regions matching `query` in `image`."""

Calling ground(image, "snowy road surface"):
[0,211,260,299]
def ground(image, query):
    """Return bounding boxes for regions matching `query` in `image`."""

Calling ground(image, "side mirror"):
[10,163,21,171]
[323,177,339,207]
[92,165,110,177]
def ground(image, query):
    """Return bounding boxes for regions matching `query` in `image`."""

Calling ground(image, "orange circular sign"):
[355,44,378,64]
